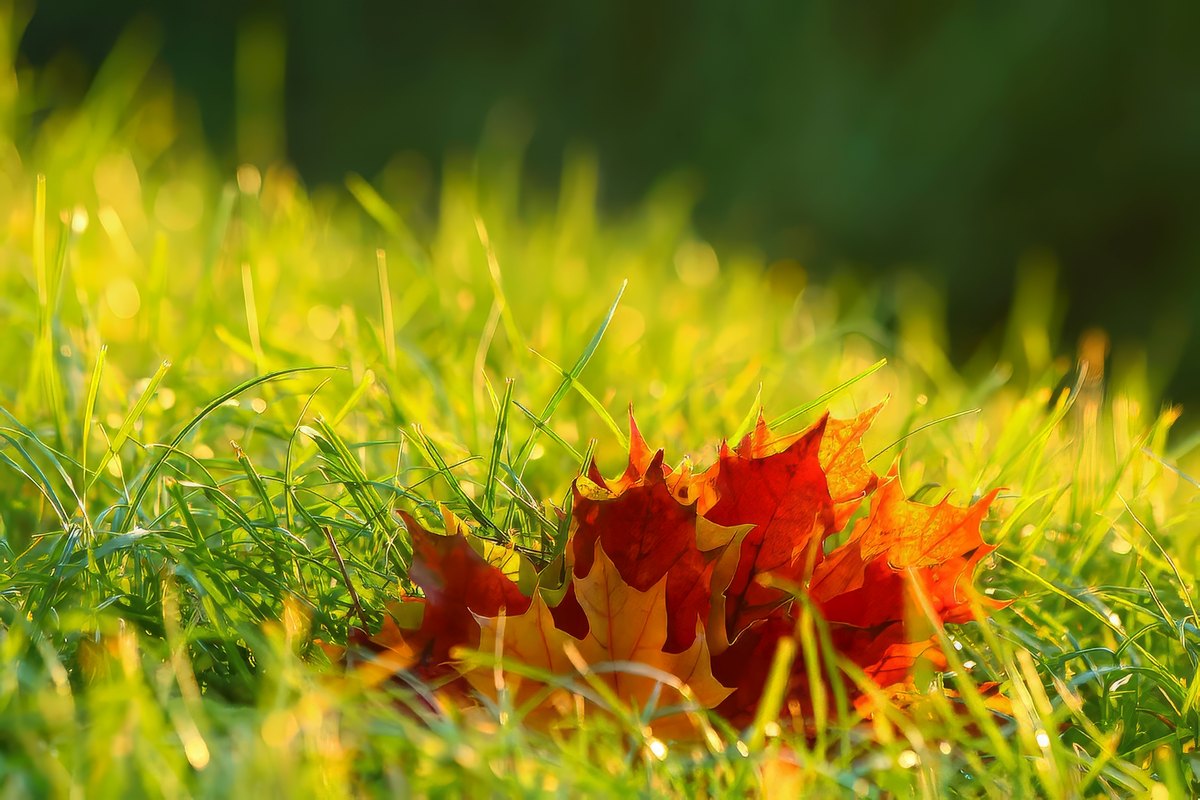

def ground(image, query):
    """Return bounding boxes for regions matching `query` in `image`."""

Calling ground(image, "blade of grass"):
[119,366,335,533]
[484,379,514,515]
[869,407,980,463]
[769,358,886,430]
[303,414,409,565]
[377,249,397,372]
[345,173,427,271]
[406,426,504,541]
[529,349,628,451]
[89,359,172,490]
[514,280,625,476]
[514,401,583,463]
[475,216,527,356]
[79,345,107,515]
[729,383,763,443]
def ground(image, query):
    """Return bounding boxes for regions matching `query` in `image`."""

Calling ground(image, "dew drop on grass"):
[181,728,210,770]
[897,750,919,769]
[251,397,268,414]
[1035,730,1051,748]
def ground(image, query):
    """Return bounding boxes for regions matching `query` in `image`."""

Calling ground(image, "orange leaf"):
[811,475,1002,630]
[572,454,744,653]
[352,403,1008,737]
[819,403,883,529]
[469,539,731,731]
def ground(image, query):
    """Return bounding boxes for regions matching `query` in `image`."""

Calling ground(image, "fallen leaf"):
[353,404,1007,737]
[467,539,731,733]
[362,510,529,681]
[571,454,744,653]
[692,415,834,637]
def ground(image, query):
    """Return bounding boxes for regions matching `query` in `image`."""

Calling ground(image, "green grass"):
[1,12,1199,798]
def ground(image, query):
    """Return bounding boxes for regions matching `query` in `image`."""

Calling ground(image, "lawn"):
[1,21,1198,799]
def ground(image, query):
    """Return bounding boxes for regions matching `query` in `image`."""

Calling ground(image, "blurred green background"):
[18,0,1200,402]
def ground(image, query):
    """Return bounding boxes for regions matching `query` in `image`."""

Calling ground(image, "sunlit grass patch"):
[0,12,1197,798]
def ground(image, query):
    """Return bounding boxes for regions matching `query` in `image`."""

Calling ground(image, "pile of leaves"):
[353,406,1002,735]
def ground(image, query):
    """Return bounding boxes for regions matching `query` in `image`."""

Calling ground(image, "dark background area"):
[19,1,1200,402]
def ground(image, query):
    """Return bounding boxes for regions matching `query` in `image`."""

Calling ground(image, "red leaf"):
[572,455,744,653]
[374,511,530,679]
[353,403,1008,736]
[694,415,834,637]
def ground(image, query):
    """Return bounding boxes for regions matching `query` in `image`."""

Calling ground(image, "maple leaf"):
[801,472,1004,705]
[810,473,1002,630]
[360,510,529,682]
[818,404,883,529]
[466,539,732,732]
[354,402,1006,736]
[677,405,881,644]
[692,415,835,638]
[571,451,746,653]
[586,410,661,494]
